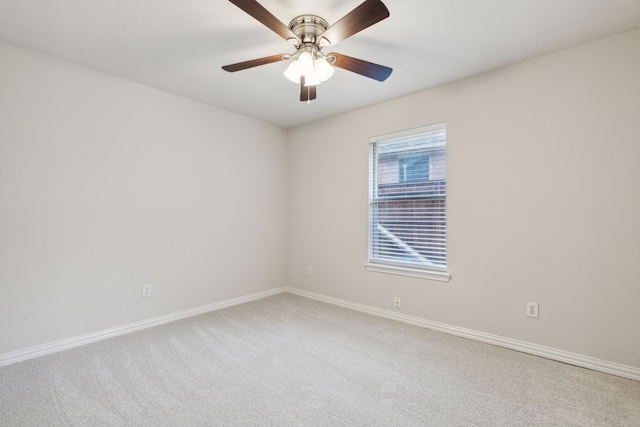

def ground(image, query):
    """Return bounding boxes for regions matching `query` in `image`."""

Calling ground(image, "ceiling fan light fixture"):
[297,51,314,75]
[304,73,322,86]
[314,57,334,81]
[284,60,301,83]
[284,52,335,85]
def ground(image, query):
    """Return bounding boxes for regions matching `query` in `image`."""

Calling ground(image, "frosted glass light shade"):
[284,60,301,83]
[298,51,314,76]
[283,52,335,85]
[304,73,322,86]
[314,57,334,82]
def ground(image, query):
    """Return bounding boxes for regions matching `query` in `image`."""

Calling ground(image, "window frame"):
[366,123,450,282]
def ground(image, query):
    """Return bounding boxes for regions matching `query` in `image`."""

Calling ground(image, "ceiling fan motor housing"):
[288,15,330,47]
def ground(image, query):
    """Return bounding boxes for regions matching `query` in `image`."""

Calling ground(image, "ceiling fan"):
[222,0,392,102]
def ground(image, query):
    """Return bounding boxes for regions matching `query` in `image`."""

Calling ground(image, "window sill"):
[364,263,451,282]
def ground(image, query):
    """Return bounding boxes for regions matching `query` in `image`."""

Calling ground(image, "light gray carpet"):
[1,293,639,426]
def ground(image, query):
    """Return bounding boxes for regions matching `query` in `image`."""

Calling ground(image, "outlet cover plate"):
[142,284,152,298]
[527,302,539,318]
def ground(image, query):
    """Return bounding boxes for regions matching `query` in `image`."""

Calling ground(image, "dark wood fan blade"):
[318,0,389,46]
[299,76,317,102]
[222,54,287,72]
[229,0,298,42]
[330,53,392,82]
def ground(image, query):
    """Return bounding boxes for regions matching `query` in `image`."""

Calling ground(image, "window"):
[367,124,448,280]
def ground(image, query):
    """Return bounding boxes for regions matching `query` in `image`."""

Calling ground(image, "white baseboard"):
[286,287,640,382]
[0,287,287,367]
[3,286,638,382]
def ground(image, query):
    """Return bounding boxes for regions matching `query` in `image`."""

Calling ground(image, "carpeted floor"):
[1,293,639,426]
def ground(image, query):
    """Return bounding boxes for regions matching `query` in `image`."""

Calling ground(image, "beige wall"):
[2,29,639,371]
[0,42,288,354]
[287,29,640,368]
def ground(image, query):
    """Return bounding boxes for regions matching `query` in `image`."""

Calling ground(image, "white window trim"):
[364,262,451,282]
[369,123,445,144]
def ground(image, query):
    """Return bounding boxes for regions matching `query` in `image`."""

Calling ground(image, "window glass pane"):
[369,125,446,271]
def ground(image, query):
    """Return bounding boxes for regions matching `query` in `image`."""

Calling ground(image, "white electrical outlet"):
[306,265,312,276]
[142,284,152,298]
[394,297,401,309]
[526,302,539,318]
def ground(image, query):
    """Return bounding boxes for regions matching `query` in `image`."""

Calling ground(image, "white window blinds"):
[369,124,447,271]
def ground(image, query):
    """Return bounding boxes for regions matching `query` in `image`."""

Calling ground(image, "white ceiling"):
[1,0,640,128]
